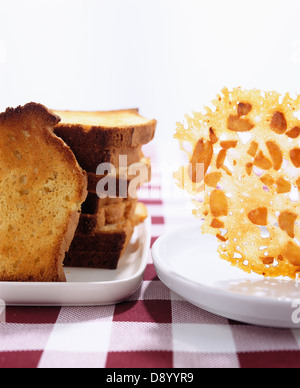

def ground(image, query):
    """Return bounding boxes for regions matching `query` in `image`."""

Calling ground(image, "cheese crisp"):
[175,87,300,279]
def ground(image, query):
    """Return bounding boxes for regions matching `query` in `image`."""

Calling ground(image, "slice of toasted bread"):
[65,203,148,269]
[68,219,133,252]
[54,109,157,148]
[77,200,137,235]
[64,223,135,270]
[70,203,147,252]
[131,202,148,226]
[66,145,143,173]
[88,157,151,198]
[0,103,87,282]
[81,193,135,215]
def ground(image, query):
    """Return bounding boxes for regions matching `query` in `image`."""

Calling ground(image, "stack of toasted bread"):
[54,109,156,270]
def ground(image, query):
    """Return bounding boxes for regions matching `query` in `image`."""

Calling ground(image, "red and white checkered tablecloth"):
[1,142,300,369]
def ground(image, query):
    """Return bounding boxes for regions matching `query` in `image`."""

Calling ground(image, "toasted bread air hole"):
[290,148,300,168]
[266,141,283,171]
[220,141,238,149]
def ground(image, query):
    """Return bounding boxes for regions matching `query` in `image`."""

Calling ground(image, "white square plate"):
[0,217,151,306]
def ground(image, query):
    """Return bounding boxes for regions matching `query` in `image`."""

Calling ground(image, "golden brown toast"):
[77,200,137,235]
[0,103,87,282]
[65,203,148,269]
[89,157,152,198]
[65,144,143,173]
[54,109,157,149]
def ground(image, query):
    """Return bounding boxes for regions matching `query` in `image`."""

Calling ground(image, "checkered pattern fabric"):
[1,142,300,368]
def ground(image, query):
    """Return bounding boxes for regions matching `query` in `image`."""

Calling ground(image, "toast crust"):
[65,203,148,269]
[54,109,157,148]
[0,103,87,282]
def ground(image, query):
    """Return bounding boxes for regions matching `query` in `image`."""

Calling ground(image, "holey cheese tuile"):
[175,87,300,279]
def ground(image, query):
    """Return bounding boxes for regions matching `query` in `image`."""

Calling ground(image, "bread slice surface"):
[0,103,87,282]
[54,109,157,148]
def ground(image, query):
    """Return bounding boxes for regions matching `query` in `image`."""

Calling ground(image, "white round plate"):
[152,225,300,328]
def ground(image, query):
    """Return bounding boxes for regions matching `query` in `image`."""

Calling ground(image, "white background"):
[0,0,300,162]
